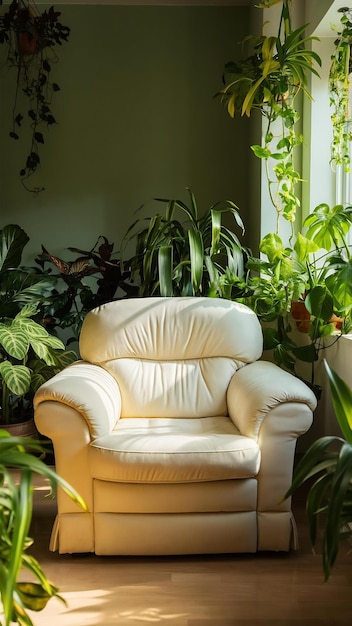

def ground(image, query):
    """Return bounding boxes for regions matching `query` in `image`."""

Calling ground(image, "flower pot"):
[18,31,39,55]
[330,314,343,331]
[0,417,38,439]
[291,300,311,333]
[291,301,344,333]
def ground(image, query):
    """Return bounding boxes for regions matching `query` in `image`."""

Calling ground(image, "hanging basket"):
[18,31,39,55]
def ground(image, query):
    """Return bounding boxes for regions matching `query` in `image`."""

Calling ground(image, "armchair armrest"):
[34,361,122,439]
[227,360,317,529]
[227,360,317,440]
[34,361,122,522]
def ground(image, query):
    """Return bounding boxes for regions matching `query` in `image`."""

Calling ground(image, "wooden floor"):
[22,472,352,626]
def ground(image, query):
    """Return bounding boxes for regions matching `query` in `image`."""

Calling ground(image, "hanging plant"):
[329,7,352,172]
[216,0,321,233]
[0,0,70,193]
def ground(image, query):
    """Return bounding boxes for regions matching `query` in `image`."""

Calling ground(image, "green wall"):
[0,4,252,263]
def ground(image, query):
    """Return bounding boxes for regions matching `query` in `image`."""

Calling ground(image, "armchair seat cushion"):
[89,416,260,483]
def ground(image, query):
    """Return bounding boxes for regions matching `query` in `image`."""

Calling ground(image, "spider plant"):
[0,430,87,626]
[122,188,247,298]
[285,360,352,580]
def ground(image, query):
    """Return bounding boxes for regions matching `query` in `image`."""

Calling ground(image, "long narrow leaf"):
[305,472,331,548]
[188,230,204,294]
[210,210,221,256]
[323,443,352,579]
[4,469,32,626]
[324,360,352,442]
[158,246,173,297]
[186,187,199,220]
[285,437,342,497]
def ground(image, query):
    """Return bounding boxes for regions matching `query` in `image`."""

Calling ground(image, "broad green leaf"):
[16,318,48,339]
[328,261,352,311]
[251,145,271,159]
[305,286,334,321]
[294,231,319,262]
[292,343,317,363]
[0,361,31,395]
[0,224,29,273]
[260,233,285,263]
[303,203,352,251]
[0,324,29,360]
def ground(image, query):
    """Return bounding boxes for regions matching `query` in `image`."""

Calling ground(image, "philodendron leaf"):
[328,260,352,311]
[305,286,333,321]
[292,343,318,363]
[294,231,319,262]
[17,317,48,339]
[303,203,352,251]
[263,327,280,350]
[0,224,29,273]
[251,144,271,159]
[0,324,29,360]
[259,233,285,263]
[0,361,31,395]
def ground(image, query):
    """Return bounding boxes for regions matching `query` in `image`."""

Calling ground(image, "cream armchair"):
[34,297,317,555]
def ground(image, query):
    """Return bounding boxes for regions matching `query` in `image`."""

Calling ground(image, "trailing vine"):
[0,0,70,193]
[329,7,352,172]
[216,0,321,233]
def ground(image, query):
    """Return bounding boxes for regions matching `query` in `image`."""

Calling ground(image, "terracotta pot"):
[0,417,38,439]
[291,301,344,333]
[291,300,311,333]
[330,314,343,331]
[18,31,39,55]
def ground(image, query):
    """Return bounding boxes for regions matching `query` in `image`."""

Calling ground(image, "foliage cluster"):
[0,430,86,625]
[286,360,352,581]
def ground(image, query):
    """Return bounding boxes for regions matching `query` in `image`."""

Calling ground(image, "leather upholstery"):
[34,297,317,555]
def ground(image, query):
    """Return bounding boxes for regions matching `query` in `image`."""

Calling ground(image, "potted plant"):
[0,224,76,430]
[35,235,136,343]
[285,359,352,581]
[0,1,70,193]
[215,0,352,396]
[233,202,352,397]
[0,429,86,625]
[122,187,247,298]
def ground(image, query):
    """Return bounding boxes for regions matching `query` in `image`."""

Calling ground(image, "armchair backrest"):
[80,297,263,418]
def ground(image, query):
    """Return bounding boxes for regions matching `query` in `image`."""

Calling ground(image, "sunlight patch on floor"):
[119,607,189,622]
